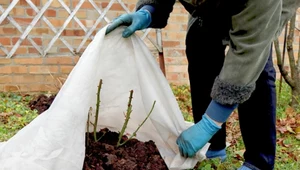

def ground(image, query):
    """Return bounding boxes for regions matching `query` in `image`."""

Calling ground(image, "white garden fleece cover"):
[0,26,209,170]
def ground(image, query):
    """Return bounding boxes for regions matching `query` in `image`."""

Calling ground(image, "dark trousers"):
[185,18,276,170]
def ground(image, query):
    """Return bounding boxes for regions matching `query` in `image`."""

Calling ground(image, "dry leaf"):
[286,126,296,134]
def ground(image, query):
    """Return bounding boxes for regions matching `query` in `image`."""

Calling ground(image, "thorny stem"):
[118,100,156,147]
[94,79,103,142]
[117,90,134,147]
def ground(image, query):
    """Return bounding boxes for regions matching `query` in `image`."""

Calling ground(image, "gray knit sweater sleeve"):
[136,0,176,28]
[211,0,299,105]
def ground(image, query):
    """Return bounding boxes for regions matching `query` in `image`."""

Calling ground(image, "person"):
[105,0,300,169]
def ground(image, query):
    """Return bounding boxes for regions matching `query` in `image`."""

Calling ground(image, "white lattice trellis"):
[0,0,165,74]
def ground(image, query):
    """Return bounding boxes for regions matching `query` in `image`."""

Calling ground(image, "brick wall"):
[0,0,299,92]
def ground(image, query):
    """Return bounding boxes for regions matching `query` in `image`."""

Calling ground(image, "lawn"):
[0,81,299,169]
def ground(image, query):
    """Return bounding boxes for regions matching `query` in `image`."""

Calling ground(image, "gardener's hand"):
[176,114,221,157]
[105,9,152,38]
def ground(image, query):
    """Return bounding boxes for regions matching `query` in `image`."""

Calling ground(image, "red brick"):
[73,38,92,46]
[26,9,37,16]
[44,75,60,84]
[12,7,25,16]
[13,58,43,64]
[30,84,58,92]
[164,49,186,58]
[162,41,181,48]
[47,18,72,28]
[0,0,10,5]
[166,72,179,82]
[18,0,40,6]
[0,58,11,64]
[0,75,13,83]
[0,37,11,45]
[45,9,57,17]
[12,37,42,46]
[165,23,182,31]
[44,75,67,85]
[2,84,30,92]
[164,56,187,65]
[0,66,12,74]
[3,28,18,35]
[166,32,186,40]
[57,10,68,18]
[75,11,87,19]
[11,66,28,74]
[13,75,44,83]
[18,85,30,92]
[14,18,33,25]
[4,85,19,92]
[29,65,59,74]
[79,1,94,9]
[44,57,74,65]
[18,0,27,5]
[166,65,188,73]
[74,56,80,63]
[14,47,28,55]
[30,28,49,35]
[60,65,74,73]
[101,2,125,11]
[58,48,71,53]
[28,47,40,54]
[62,30,85,36]
[169,15,188,23]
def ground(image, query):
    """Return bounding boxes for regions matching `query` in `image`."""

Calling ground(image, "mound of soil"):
[28,94,56,114]
[28,94,168,170]
[84,128,168,170]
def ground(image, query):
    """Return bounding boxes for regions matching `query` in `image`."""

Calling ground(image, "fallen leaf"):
[287,126,296,134]
[234,149,245,160]
[277,126,287,134]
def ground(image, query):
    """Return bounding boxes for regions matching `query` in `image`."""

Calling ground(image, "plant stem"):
[118,100,156,147]
[94,79,103,142]
[117,90,134,147]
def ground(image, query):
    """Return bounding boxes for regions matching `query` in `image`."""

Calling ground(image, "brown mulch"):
[28,94,56,114]
[28,94,169,170]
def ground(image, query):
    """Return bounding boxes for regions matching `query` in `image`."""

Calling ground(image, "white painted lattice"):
[0,0,164,62]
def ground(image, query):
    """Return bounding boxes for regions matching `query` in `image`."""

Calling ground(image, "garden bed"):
[28,94,168,170]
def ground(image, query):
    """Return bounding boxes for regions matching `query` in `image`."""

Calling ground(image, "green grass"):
[0,93,38,142]
[0,81,299,169]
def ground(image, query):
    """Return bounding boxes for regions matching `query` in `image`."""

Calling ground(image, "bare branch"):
[287,14,297,87]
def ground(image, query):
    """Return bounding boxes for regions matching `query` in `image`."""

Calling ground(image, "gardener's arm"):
[211,0,282,105]
[136,0,176,28]
[105,0,175,37]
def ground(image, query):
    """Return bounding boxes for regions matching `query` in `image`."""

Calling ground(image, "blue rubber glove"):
[105,9,152,38]
[176,114,221,158]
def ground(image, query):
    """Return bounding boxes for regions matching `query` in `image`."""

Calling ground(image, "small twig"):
[86,107,92,146]
[94,79,103,142]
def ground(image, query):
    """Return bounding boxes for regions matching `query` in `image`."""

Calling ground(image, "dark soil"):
[28,94,56,114]
[28,94,169,170]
